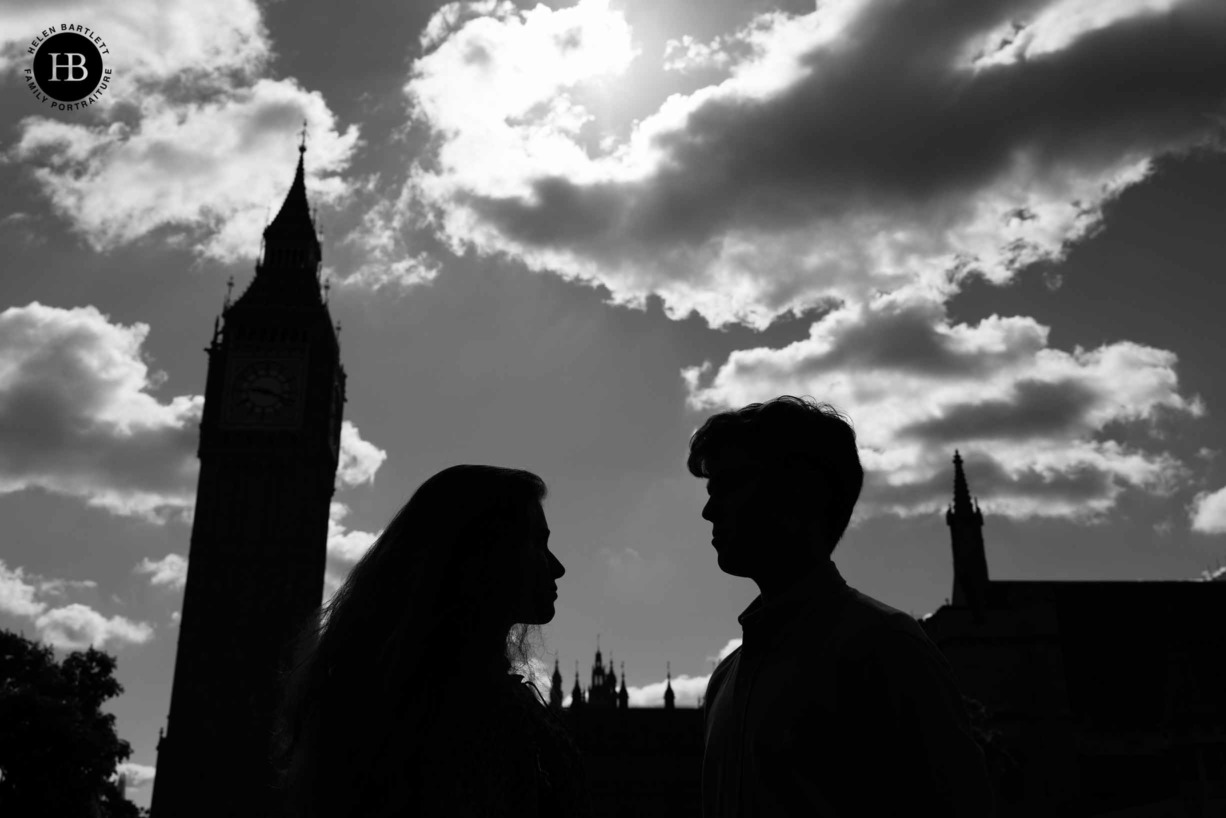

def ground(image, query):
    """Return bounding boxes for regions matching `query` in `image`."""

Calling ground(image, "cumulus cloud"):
[618,635,753,706]
[0,302,387,523]
[3,0,359,262]
[707,637,742,663]
[1189,486,1226,534]
[138,507,380,611]
[114,762,157,793]
[0,560,48,619]
[135,553,188,591]
[34,603,155,651]
[0,0,268,84]
[336,421,389,488]
[38,578,99,597]
[340,198,442,292]
[967,0,1186,70]
[685,292,1202,520]
[0,560,154,650]
[0,302,201,522]
[327,502,381,562]
[627,672,709,708]
[403,0,1226,328]
[554,639,739,708]
[662,33,738,73]
[11,81,359,262]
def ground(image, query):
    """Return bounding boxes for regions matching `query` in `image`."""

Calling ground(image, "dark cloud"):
[0,303,201,521]
[898,378,1101,443]
[685,292,1200,519]
[405,0,1226,330]
[865,448,1119,520]
[794,299,1047,379]
[482,0,1226,249]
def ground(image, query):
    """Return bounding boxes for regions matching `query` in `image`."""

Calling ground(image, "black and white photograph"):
[2,0,1226,815]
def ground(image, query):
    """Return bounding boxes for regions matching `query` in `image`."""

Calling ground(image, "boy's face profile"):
[701,445,829,584]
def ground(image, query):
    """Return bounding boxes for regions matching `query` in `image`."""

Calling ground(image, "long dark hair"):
[270,464,549,818]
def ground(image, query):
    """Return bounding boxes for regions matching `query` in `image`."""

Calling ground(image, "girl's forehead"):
[527,502,549,532]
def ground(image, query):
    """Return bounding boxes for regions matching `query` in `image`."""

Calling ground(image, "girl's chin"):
[536,600,557,624]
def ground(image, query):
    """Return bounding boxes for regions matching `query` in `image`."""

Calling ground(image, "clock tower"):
[151,140,345,818]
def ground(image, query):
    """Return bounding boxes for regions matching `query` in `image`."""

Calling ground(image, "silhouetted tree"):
[0,628,143,818]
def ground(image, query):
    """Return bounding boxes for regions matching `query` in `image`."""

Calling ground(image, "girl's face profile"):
[507,502,565,625]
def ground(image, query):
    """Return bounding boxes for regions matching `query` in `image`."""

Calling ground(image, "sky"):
[2,0,1226,809]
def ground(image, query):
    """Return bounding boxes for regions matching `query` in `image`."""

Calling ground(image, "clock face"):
[236,361,294,418]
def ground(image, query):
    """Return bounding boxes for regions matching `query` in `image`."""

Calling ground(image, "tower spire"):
[618,660,629,710]
[235,131,323,308]
[549,656,564,710]
[946,449,989,621]
[571,660,584,708]
[267,144,311,238]
[951,449,975,516]
[664,661,676,710]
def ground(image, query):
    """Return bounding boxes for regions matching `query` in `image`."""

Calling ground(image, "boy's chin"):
[716,549,754,578]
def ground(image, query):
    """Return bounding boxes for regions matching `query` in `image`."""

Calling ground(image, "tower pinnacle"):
[266,146,314,239]
[664,662,675,710]
[945,450,989,619]
[571,660,585,708]
[951,449,976,517]
[235,135,323,307]
[618,660,629,710]
[549,656,564,710]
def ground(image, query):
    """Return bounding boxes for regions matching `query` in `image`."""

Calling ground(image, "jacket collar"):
[737,558,850,647]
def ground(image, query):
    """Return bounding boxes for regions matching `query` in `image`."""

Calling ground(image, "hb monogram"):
[47,53,89,81]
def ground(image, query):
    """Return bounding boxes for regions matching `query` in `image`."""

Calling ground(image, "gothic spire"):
[946,449,989,619]
[663,662,675,710]
[571,660,584,708]
[549,656,564,710]
[235,135,325,308]
[618,661,629,710]
[264,139,317,243]
[951,449,975,517]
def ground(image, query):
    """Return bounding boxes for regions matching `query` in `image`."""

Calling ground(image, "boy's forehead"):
[706,446,823,481]
[706,445,769,475]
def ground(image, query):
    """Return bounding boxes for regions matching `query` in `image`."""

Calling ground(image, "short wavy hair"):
[687,395,864,552]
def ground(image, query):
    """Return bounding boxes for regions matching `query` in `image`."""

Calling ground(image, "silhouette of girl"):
[271,465,589,817]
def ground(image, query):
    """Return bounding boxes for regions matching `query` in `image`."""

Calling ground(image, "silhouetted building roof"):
[923,450,1226,816]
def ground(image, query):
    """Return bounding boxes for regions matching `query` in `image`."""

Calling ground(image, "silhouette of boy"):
[690,396,994,817]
